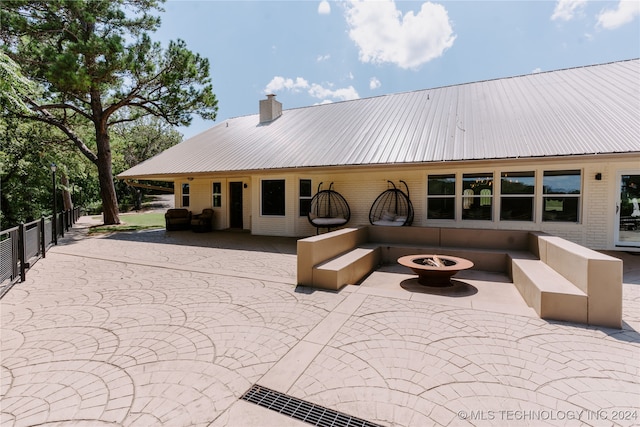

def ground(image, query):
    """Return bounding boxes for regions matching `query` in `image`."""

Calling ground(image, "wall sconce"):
[243,183,248,189]
[595,173,602,181]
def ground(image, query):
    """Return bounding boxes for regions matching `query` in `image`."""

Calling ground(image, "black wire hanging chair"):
[308,182,351,234]
[369,180,414,226]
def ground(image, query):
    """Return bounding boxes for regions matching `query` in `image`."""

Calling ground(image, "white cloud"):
[264,76,360,103]
[596,0,640,29]
[264,76,309,94]
[317,54,331,62]
[318,0,331,15]
[369,76,381,89]
[309,83,359,101]
[551,0,587,21]
[531,67,542,74]
[344,0,456,70]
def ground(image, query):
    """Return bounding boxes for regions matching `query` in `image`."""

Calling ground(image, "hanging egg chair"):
[369,180,414,226]
[308,182,351,234]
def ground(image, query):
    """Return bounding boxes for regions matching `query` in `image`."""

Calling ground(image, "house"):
[118,59,640,251]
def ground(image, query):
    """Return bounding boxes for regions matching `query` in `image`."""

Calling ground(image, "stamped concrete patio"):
[1,216,639,426]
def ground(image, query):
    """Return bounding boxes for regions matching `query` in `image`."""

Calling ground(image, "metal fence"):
[0,207,82,298]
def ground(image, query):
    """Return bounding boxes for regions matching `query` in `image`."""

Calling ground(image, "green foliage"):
[0,116,101,227]
[0,52,36,114]
[0,0,218,225]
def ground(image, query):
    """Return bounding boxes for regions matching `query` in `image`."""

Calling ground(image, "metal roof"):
[119,59,640,179]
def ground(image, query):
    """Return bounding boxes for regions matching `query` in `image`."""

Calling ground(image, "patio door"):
[615,172,640,248]
[229,182,243,229]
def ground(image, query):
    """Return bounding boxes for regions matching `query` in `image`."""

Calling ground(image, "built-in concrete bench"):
[296,226,622,328]
[510,253,588,324]
[313,245,381,291]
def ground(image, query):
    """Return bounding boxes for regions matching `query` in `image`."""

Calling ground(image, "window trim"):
[427,174,456,220]
[299,178,312,217]
[541,169,582,223]
[500,171,535,222]
[212,182,222,208]
[181,183,190,208]
[461,172,494,221]
[261,178,286,217]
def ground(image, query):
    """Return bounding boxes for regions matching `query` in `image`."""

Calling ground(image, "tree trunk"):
[95,129,120,224]
[61,172,73,211]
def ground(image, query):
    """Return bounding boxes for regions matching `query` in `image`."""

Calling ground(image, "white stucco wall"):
[173,154,638,251]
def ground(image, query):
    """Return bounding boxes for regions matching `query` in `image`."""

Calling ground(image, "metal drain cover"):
[241,384,384,427]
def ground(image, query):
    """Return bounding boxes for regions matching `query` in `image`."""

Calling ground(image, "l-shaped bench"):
[297,226,622,328]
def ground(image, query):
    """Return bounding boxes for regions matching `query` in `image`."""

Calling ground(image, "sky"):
[152,0,640,140]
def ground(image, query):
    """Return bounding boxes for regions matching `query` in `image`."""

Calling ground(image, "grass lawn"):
[89,212,165,234]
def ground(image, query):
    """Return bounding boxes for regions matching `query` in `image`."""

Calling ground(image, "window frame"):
[462,172,494,221]
[181,183,190,208]
[261,179,286,216]
[542,170,582,223]
[299,179,312,217]
[427,174,456,220]
[500,171,535,221]
[212,182,222,208]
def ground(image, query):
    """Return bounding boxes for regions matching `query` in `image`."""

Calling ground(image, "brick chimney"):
[259,94,282,124]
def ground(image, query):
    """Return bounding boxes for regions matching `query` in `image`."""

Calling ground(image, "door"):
[229,182,244,229]
[615,172,640,248]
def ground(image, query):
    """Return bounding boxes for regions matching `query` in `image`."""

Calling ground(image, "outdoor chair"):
[191,208,214,232]
[165,208,192,231]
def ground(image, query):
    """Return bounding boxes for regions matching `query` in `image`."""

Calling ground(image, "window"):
[299,179,312,216]
[427,174,455,219]
[212,182,222,208]
[262,179,285,216]
[500,172,535,221]
[462,173,493,220]
[181,183,190,207]
[543,170,581,222]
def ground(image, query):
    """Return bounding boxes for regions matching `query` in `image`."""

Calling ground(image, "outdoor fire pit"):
[397,254,474,286]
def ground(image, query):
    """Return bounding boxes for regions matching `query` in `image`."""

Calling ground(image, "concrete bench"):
[510,254,587,323]
[296,226,623,328]
[531,234,622,328]
[312,245,381,291]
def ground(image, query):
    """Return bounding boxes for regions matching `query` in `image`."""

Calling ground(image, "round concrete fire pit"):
[397,254,474,286]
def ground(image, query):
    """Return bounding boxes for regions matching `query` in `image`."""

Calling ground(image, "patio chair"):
[165,208,192,231]
[191,208,214,232]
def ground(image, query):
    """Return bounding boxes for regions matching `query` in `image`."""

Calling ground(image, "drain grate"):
[241,384,384,427]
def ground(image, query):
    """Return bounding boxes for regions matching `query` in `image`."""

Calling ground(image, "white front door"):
[615,172,640,248]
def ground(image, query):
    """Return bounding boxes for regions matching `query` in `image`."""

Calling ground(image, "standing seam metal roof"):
[119,59,640,179]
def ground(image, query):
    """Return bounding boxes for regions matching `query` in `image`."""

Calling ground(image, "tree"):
[0,51,35,114]
[112,116,181,210]
[0,0,217,224]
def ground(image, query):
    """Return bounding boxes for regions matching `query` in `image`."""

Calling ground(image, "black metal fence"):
[0,207,82,298]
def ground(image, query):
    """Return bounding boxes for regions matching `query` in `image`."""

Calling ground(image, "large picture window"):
[299,179,312,217]
[427,174,455,219]
[543,170,581,222]
[462,173,493,220]
[262,179,285,216]
[500,172,535,221]
[181,183,190,207]
[212,182,221,208]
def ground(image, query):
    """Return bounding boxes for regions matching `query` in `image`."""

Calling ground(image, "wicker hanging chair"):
[369,180,414,226]
[308,182,351,234]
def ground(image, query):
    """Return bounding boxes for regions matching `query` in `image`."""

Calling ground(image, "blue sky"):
[154,0,640,140]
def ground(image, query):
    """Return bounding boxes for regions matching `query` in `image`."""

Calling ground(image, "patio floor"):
[1,217,639,426]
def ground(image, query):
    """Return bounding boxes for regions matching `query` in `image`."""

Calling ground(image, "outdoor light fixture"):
[51,163,58,245]
[595,173,602,181]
